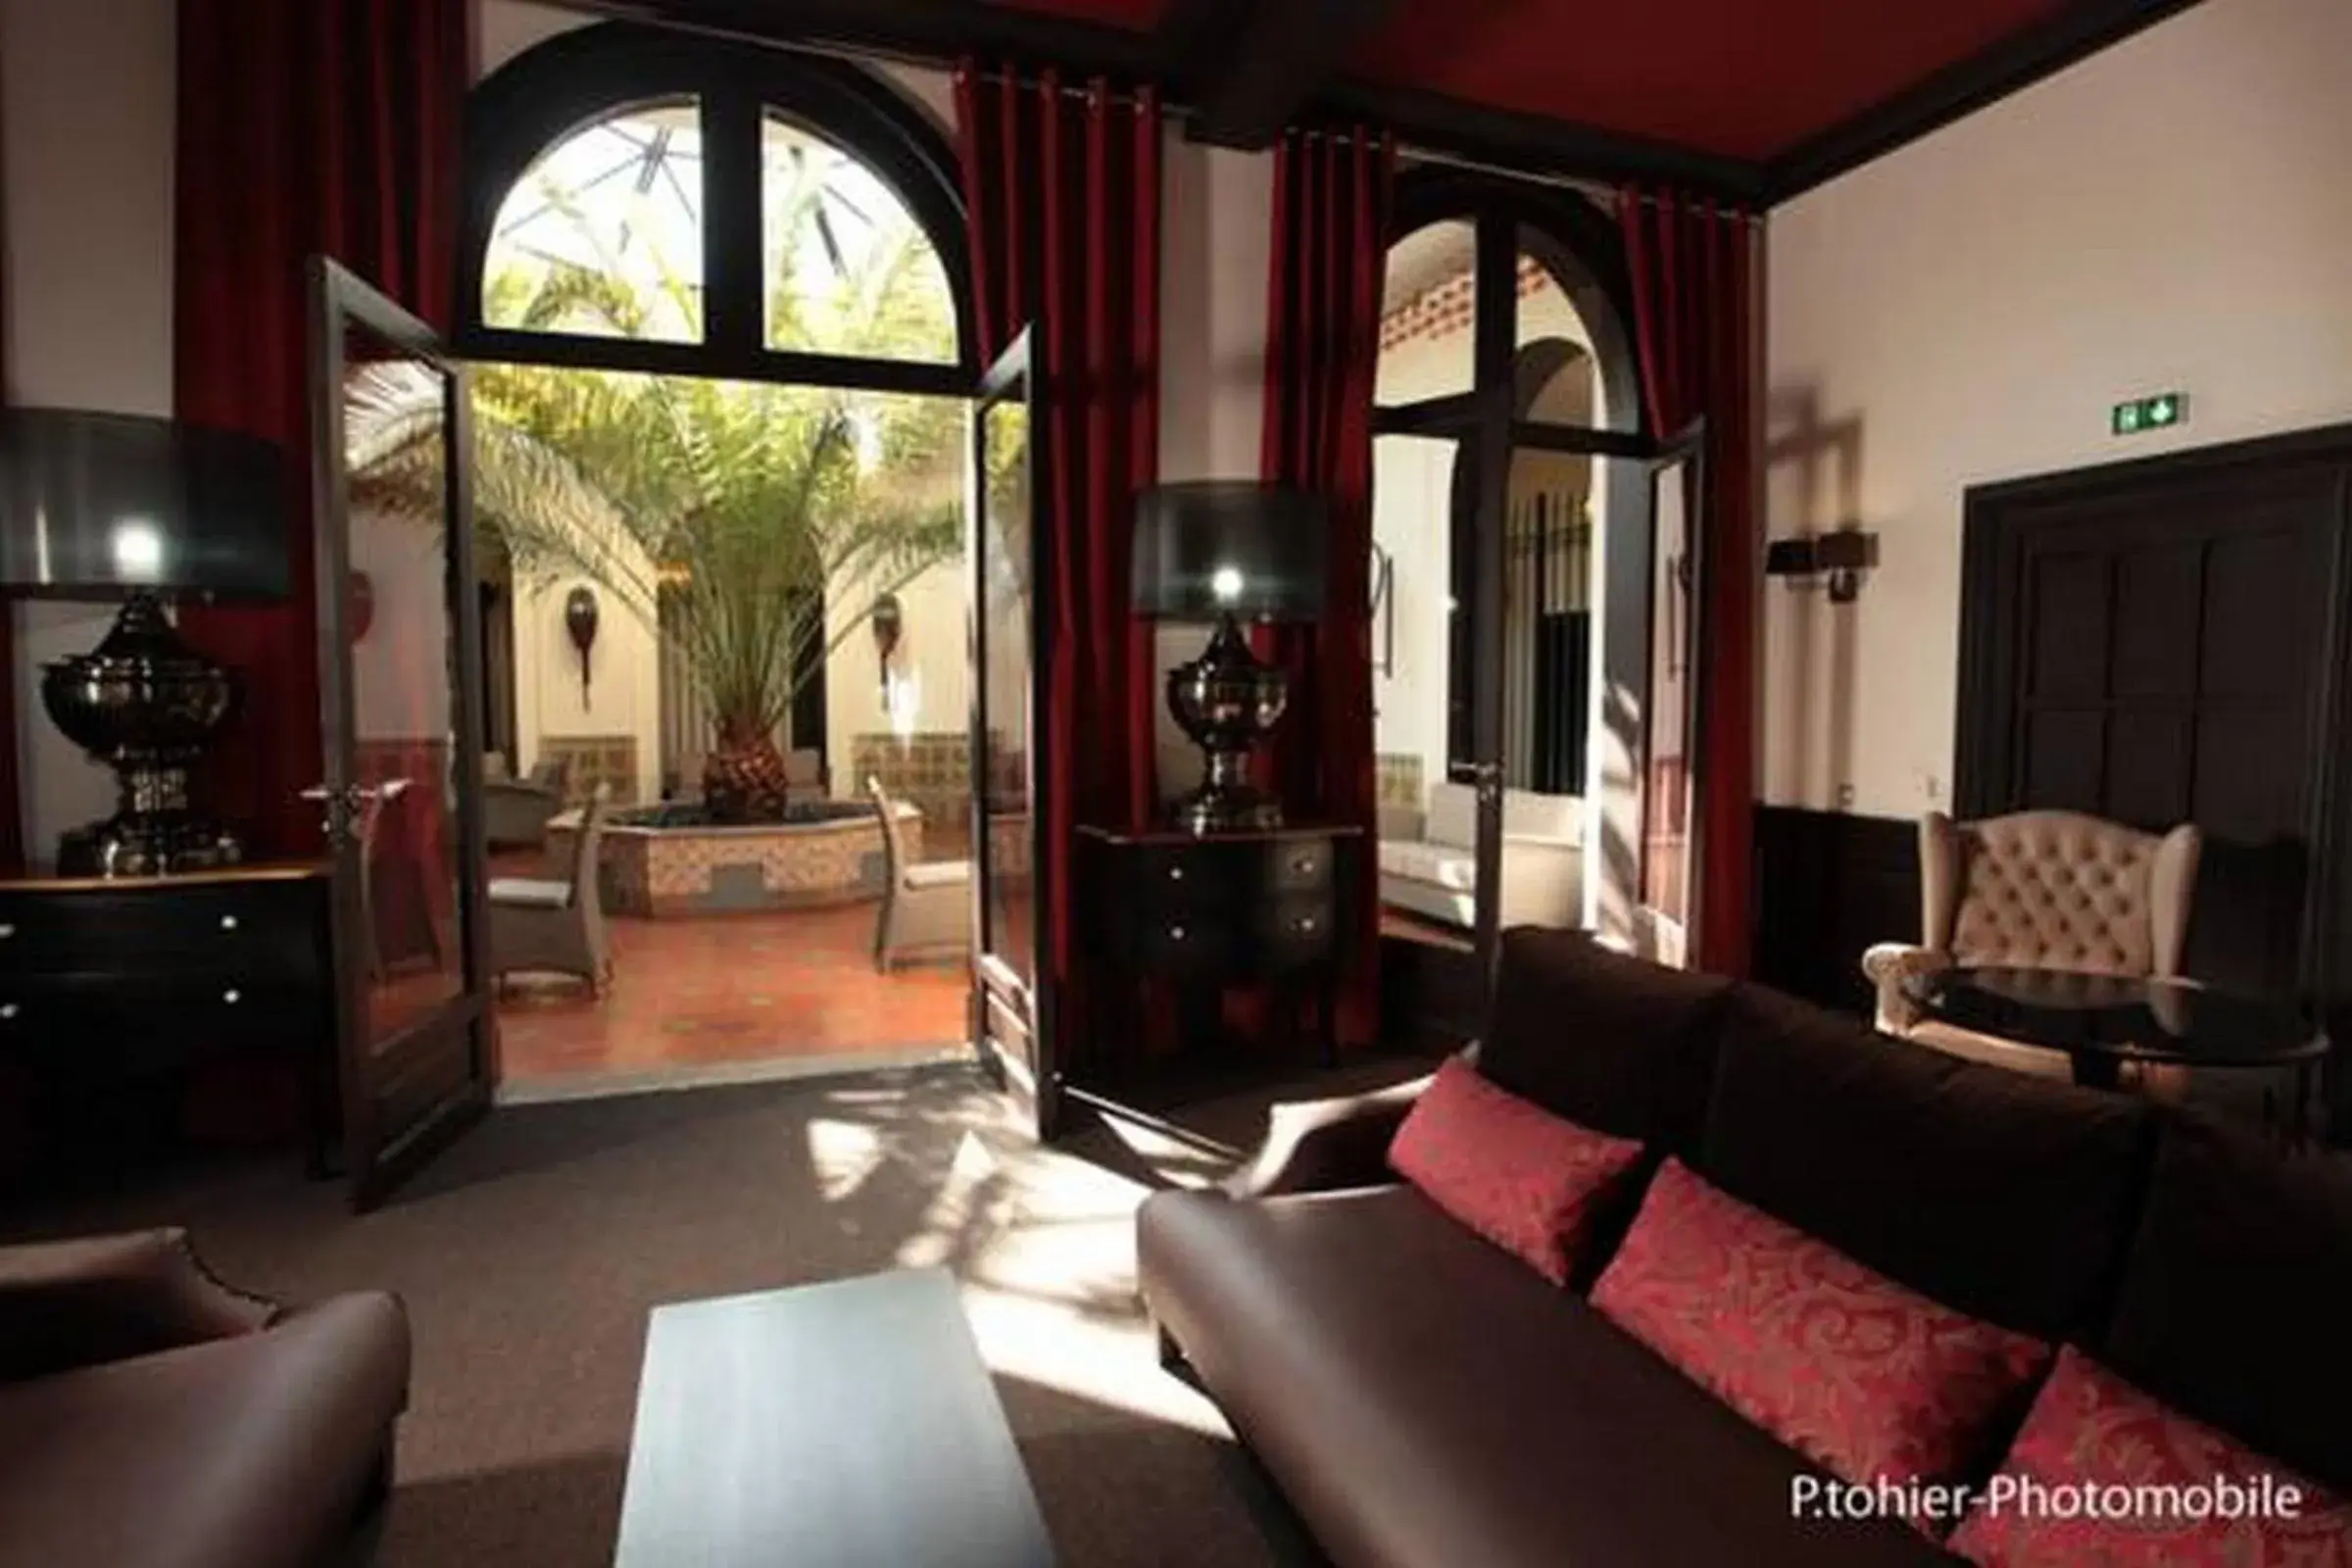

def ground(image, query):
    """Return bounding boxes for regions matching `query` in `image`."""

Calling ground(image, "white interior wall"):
[1152,138,1276,803]
[1370,432,1455,797]
[825,554,968,786]
[1,0,177,860]
[1765,0,2352,819]
[478,0,591,75]
[348,507,457,746]
[511,568,663,803]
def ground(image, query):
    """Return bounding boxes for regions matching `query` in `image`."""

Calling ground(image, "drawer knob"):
[219,914,240,932]
[0,923,14,940]
[1292,856,1317,874]
[1167,866,1185,882]
[1296,915,1319,934]
[1169,924,1187,942]
[0,1003,16,1020]
[222,988,242,1005]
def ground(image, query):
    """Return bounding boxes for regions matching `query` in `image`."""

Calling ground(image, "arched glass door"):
[1373,190,1687,1000]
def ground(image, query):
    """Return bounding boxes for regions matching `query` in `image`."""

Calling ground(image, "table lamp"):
[0,408,287,875]
[1131,482,1328,835]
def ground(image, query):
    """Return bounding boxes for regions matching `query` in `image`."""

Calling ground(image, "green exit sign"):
[2112,391,2188,436]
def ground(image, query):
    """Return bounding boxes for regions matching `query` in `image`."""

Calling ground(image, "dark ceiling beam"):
[1764,0,2212,202]
[1159,0,1401,150]
[1315,78,1768,206]
[602,0,1768,201]
[609,0,1167,82]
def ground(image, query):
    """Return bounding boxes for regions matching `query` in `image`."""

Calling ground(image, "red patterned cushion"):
[1949,1347,2352,1566]
[1591,1158,2050,1500]
[1387,1058,1643,1286]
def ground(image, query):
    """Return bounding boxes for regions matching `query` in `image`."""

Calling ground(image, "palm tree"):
[352,156,969,821]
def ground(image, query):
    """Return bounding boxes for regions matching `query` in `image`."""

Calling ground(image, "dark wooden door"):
[968,329,1054,1139]
[1958,428,2352,1004]
[309,258,497,1209]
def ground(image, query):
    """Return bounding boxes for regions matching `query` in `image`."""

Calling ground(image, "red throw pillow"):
[1591,1158,2050,1510]
[1949,1347,2352,1566]
[1387,1057,1643,1286]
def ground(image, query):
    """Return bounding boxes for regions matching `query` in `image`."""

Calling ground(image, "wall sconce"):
[346,570,375,644]
[871,592,904,694]
[1369,542,1395,678]
[564,584,600,709]
[1765,527,1879,603]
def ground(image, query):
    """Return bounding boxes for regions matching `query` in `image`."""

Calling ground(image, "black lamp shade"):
[1131,481,1329,622]
[0,407,287,598]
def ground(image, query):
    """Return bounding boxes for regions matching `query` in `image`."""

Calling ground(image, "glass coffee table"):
[1900,966,2328,1130]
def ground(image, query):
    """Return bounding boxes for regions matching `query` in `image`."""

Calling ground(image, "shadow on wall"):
[1595,676,1642,949]
[1765,386,1868,811]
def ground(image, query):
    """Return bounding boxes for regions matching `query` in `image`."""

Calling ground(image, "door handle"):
[299,782,387,847]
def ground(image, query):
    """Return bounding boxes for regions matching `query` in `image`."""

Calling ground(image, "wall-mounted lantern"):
[1765,526,1880,604]
[871,592,904,694]
[564,584,600,709]
[346,570,374,644]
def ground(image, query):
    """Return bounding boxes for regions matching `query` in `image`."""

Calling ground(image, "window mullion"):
[702,81,765,357]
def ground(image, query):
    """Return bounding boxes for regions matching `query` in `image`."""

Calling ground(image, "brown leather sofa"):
[0,1228,411,1568]
[1140,929,2351,1568]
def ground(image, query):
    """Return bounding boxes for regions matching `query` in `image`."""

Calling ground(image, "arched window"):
[1374,182,1642,433]
[1370,172,1663,957]
[461,24,973,392]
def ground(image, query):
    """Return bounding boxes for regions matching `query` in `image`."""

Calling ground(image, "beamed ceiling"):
[617,0,2210,203]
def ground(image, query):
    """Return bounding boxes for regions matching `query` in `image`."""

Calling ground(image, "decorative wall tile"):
[852,729,1019,824]
[541,734,639,807]
[1377,752,1426,808]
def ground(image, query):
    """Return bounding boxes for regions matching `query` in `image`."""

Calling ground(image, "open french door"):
[1633,422,1707,968]
[309,258,496,1208]
[967,330,1055,1138]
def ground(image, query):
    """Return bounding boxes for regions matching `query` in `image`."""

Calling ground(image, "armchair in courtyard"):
[483,753,571,851]
[489,784,612,995]
[1862,808,2202,1086]
[867,776,969,971]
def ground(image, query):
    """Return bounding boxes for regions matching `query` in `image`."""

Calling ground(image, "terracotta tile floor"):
[494,901,969,1084]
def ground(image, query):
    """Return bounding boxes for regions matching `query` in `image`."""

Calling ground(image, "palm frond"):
[352,188,1004,754]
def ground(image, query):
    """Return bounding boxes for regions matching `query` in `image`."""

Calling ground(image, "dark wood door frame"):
[309,258,498,1210]
[967,329,1055,1139]
[1954,421,2352,1019]
[1375,171,1652,991]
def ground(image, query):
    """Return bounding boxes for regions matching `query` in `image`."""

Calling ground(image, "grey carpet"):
[3,1058,1425,1567]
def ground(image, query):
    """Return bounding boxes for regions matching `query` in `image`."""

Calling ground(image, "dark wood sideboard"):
[1077,822,1362,1072]
[0,862,337,1174]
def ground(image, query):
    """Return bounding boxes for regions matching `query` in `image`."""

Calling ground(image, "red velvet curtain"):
[1258,127,1394,1049]
[1619,186,1759,978]
[173,0,465,858]
[0,65,20,877]
[954,66,1162,1013]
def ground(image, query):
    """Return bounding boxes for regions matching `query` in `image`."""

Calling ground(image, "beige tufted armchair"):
[1862,810,2202,1083]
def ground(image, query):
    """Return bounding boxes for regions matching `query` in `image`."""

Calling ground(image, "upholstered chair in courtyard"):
[483,754,570,850]
[489,784,612,995]
[868,777,970,971]
[1863,809,2201,1086]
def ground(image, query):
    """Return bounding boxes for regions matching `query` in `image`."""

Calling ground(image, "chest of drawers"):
[0,863,336,1165]
[1078,823,1361,1065]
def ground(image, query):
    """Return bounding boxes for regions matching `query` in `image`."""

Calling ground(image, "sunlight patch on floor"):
[806,1116,888,1202]
[875,1120,1237,1440]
